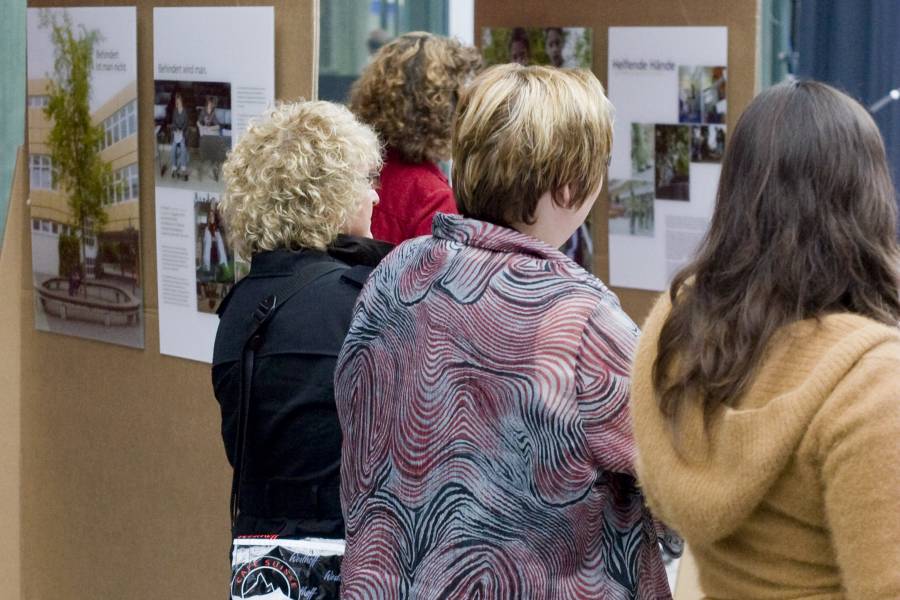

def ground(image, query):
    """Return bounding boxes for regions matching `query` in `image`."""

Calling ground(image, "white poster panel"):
[607,27,727,292]
[153,7,274,362]
[27,7,143,348]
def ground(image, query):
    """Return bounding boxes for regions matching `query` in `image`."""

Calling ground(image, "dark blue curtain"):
[795,0,900,226]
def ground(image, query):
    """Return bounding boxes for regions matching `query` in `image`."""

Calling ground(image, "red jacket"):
[371,148,458,244]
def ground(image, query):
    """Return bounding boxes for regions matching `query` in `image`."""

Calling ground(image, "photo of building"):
[27,8,142,347]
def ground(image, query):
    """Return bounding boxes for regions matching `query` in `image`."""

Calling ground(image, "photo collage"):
[609,65,727,238]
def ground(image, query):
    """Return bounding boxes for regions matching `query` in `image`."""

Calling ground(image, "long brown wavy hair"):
[653,80,900,417]
[350,32,481,164]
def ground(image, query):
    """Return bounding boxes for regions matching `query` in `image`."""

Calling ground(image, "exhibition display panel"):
[153,6,274,363]
[7,1,759,598]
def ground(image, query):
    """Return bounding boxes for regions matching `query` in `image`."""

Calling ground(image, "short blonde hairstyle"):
[452,65,614,226]
[221,101,381,255]
[350,32,481,164]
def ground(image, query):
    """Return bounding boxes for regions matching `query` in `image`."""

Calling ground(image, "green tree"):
[631,123,652,173]
[40,9,109,275]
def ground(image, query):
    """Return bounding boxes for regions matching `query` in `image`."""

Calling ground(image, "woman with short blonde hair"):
[452,66,612,227]
[212,100,393,595]
[350,32,481,244]
[336,65,672,599]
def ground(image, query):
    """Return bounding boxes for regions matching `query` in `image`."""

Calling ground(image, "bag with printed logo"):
[230,538,343,600]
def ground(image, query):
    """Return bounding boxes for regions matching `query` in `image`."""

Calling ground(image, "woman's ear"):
[551,185,573,209]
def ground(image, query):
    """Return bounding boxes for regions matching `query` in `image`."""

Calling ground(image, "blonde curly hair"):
[220,101,381,256]
[350,32,481,164]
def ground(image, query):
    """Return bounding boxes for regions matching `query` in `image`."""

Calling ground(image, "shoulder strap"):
[340,264,375,289]
[230,259,344,533]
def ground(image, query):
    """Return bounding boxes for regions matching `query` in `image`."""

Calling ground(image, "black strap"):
[230,260,344,534]
[340,264,375,289]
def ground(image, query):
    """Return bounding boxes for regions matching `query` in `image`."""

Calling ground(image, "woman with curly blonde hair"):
[211,100,392,594]
[350,31,481,244]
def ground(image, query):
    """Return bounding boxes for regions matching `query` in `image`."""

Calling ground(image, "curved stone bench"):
[36,278,141,327]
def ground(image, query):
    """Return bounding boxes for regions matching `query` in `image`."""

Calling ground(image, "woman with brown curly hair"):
[350,32,481,244]
[630,81,900,598]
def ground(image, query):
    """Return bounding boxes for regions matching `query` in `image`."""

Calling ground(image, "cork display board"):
[17,1,315,598]
[7,2,758,599]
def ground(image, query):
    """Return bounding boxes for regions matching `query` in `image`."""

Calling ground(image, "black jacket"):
[212,235,392,538]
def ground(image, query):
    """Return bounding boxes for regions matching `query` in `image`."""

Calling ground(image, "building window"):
[126,100,137,136]
[126,163,139,199]
[28,95,50,108]
[105,163,139,204]
[32,219,60,234]
[101,99,137,149]
[318,0,451,102]
[29,154,55,190]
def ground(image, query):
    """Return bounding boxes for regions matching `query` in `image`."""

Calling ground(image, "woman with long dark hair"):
[630,80,900,598]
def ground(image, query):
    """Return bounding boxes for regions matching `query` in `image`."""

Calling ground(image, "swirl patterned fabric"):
[335,214,671,599]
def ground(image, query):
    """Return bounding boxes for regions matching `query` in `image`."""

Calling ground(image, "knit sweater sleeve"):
[813,341,900,600]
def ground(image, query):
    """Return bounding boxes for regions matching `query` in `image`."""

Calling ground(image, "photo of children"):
[195,192,234,314]
[631,123,655,181]
[481,27,592,69]
[691,124,726,163]
[655,125,691,201]
[678,66,727,124]
[154,80,232,192]
[609,179,655,237]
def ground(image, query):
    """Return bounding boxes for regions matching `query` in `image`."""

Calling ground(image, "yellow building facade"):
[27,78,139,279]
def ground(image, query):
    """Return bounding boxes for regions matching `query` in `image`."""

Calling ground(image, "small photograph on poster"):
[631,123,655,182]
[691,125,726,163]
[481,27,592,68]
[655,125,691,201]
[27,7,143,348]
[609,179,655,237]
[194,192,235,314]
[679,66,727,124]
[154,80,231,192]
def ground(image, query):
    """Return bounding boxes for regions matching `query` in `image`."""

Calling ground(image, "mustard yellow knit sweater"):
[630,294,900,600]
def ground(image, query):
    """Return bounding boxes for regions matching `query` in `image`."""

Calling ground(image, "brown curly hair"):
[350,32,481,164]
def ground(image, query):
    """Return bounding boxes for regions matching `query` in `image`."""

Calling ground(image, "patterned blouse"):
[335,214,671,599]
